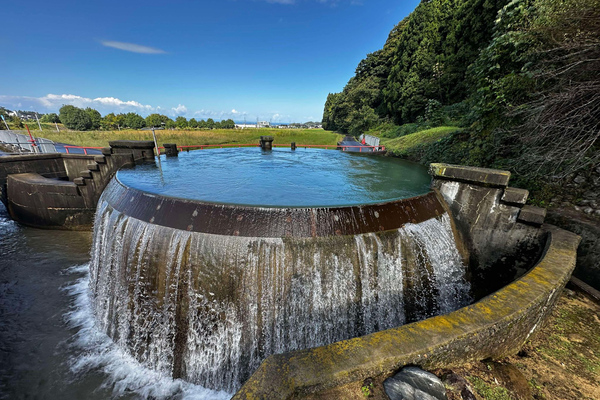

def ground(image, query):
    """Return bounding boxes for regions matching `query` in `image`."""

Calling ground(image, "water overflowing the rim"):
[62,264,232,400]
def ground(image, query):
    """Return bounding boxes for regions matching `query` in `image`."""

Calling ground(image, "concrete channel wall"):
[233,164,581,399]
[0,140,154,229]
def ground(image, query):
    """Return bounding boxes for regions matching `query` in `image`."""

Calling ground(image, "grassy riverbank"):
[16,127,342,148]
[437,288,600,400]
[379,126,461,158]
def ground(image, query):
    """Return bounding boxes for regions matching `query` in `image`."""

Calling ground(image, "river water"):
[0,203,229,399]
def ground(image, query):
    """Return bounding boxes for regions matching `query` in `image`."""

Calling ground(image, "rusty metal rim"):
[102,176,445,238]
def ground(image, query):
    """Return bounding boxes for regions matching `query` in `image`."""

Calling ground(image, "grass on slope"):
[381,126,461,156]
[14,127,342,148]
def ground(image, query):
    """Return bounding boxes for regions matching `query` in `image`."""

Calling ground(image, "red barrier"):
[63,145,104,155]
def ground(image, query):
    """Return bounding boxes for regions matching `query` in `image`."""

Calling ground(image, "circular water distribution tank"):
[90,148,471,392]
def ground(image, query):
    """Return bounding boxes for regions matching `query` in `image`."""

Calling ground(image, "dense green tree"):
[85,108,102,130]
[146,113,170,128]
[41,113,60,123]
[221,119,235,129]
[59,105,92,131]
[188,118,199,128]
[323,0,509,133]
[123,112,146,129]
[197,119,207,129]
[175,116,188,129]
[165,119,176,129]
[206,118,215,129]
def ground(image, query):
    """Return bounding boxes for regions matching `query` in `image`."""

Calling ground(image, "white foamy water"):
[63,264,232,400]
[90,199,472,393]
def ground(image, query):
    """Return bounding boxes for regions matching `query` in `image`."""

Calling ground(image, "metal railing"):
[162,144,386,153]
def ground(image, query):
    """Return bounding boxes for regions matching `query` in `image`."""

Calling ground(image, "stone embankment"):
[0,140,154,229]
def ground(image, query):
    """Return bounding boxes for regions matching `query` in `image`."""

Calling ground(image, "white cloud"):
[0,93,155,116]
[100,41,166,54]
[171,104,188,115]
[0,93,274,121]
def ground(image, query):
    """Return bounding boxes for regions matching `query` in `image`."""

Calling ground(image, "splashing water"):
[90,201,471,393]
[63,264,232,400]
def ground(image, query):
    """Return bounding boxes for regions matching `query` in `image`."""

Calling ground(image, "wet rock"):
[384,366,448,400]
[574,175,587,184]
[583,207,594,215]
[594,210,600,217]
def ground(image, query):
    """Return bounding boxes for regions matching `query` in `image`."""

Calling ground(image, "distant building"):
[235,123,257,129]
[235,121,272,129]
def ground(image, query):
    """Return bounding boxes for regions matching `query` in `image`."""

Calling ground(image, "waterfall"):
[90,202,471,393]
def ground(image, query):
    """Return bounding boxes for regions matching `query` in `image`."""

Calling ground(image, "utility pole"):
[1,115,9,131]
[34,112,42,131]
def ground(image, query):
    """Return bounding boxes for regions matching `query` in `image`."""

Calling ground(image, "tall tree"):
[59,105,92,131]
[123,112,146,129]
[175,116,188,129]
[85,108,102,130]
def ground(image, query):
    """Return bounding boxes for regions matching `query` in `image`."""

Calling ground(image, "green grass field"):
[15,126,342,148]
[380,126,461,156]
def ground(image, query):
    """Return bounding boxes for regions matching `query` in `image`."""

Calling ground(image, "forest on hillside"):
[323,0,599,195]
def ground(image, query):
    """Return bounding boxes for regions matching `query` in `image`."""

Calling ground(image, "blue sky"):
[1,0,419,123]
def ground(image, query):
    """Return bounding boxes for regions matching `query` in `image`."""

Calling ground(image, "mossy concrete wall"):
[430,163,548,298]
[233,164,581,399]
[233,225,580,399]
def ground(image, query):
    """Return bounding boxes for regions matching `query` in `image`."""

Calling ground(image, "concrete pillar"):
[109,140,156,162]
[163,143,179,157]
[260,136,274,151]
[291,142,296,151]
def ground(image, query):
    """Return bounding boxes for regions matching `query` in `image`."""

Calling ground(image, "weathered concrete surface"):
[429,163,511,187]
[518,205,547,226]
[7,173,90,228]
[430,164,547,298]
[102,177,445,237]
[0,141,155,229]
[547,208,600,290]
[108,140,155,161]
[232,226,580,399]
[501,187,529,206]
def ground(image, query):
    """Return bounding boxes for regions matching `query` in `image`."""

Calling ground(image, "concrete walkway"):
[338,135,380,153]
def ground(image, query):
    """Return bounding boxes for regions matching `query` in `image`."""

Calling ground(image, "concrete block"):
[109,140,155,150]
[87,163,99,171]
[518,205,547,226]
[430,163,510,187]
[501,187,529,206]
[74,177,86,186]
[80,170,93,179]
[101,147,112,156]
[94,155,106,164]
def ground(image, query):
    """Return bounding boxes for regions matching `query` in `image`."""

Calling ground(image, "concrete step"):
[518,205,546,226]
[94,155,106,164]
[87,163,99,171]
[80,170,93,179]
[74,177,86,186]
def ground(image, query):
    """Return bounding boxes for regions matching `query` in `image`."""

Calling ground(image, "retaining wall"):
[233,164,581,399]
[233,225,579,399]
[0,140,155,229]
